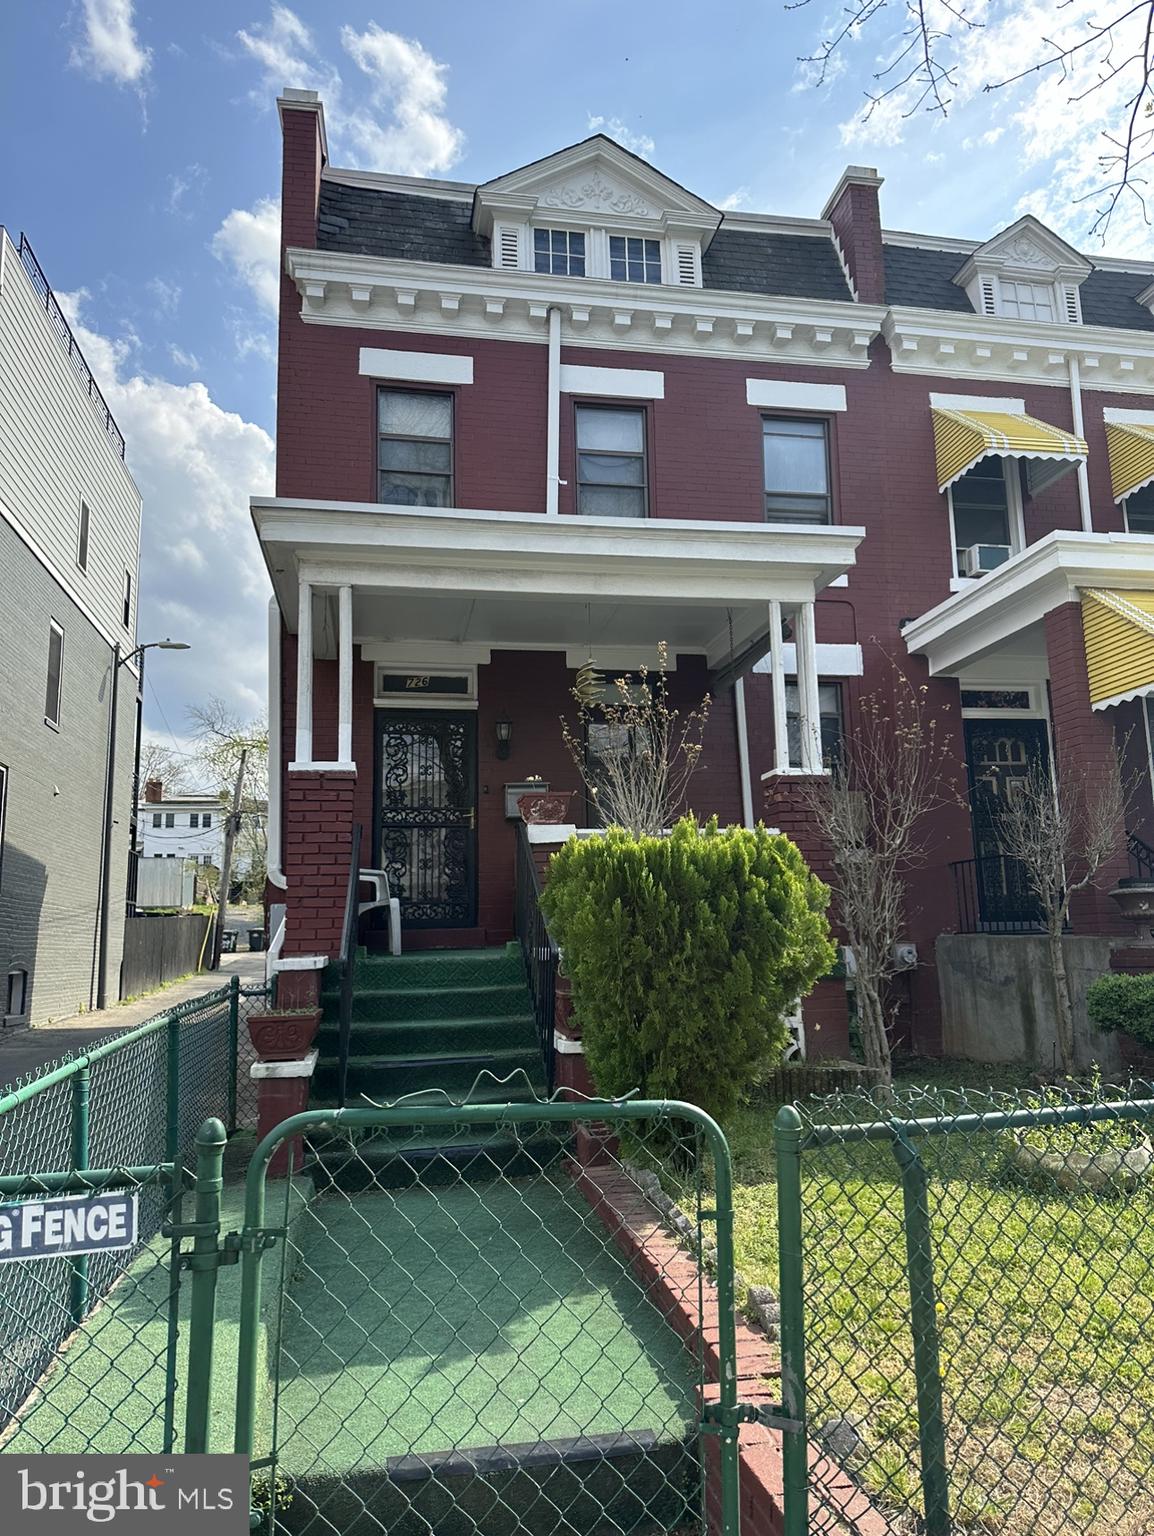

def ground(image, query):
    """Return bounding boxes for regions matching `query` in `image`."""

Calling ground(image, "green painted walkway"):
[274,1177,699,1476]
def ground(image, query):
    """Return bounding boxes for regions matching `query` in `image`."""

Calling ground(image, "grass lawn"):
[673,1058,1154,1536]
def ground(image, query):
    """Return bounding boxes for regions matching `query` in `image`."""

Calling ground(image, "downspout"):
[266,596,287,890]
[1068,354,1093,533]
[546,305,561,515]
[734,677,755,829]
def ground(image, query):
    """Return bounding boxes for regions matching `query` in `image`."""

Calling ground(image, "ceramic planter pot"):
[247,1008,322,1062]
[517,790,575,824]
[1009,1132,1154,1195]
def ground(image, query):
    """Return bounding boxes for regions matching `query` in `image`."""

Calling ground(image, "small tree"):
[187,698,269,901]
[541,817,834,1120]
[561,641,710,836]
[804,670,961,1085]
[995,746,1133,1077]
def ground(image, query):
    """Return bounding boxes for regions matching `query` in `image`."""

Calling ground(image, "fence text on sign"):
[0,1193,138,1261]
[775,1082,1154,1536]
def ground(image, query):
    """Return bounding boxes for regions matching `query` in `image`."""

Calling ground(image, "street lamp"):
[96,638,190,1010]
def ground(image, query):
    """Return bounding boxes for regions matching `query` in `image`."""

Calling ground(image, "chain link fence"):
[0,984,236,1454]
[233,982,270,1133]
[779,1081,1154,1536]
[237,1102,734,1536]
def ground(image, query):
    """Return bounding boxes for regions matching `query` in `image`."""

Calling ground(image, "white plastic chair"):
[358,868,402,955]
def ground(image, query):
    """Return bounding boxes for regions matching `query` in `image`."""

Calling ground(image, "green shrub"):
[1086,971,1154,1048]
[540,817,835,1120]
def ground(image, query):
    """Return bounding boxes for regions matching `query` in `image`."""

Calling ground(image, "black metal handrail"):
[514,822,559,1095]
[950,854,1046,934]
[337,822,364,1108]
[1128,831,1154,882]
[16,233,126,459]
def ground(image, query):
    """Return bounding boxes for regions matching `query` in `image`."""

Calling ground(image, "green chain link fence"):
[232,1099,743,1536]
[776,1080,1154,1536]
[0,976,268,1455]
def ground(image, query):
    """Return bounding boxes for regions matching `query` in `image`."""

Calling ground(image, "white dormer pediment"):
[953,215,1092,322]
[474,136,720,242]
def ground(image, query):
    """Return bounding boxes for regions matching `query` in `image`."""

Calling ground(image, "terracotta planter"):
[518,790,575,824]
[247,1008,322,1062]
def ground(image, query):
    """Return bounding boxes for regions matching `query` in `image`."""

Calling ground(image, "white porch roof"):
[253,499,864,669]
[902,530,1154,676]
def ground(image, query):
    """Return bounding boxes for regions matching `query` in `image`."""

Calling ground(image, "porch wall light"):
[495,718,513,761]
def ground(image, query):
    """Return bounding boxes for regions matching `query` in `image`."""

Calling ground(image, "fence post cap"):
[195,1117,228,1148]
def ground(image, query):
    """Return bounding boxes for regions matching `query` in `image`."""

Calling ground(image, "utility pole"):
[211,747,247,971]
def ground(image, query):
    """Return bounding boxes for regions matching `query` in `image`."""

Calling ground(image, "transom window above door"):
[762,417,832,524]
[378,389,453,508]
[534,228,586,277]
[575,405,647,518]
[609,236,662,284]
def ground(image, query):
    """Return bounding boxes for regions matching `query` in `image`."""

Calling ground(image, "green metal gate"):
[229,1100,747,1536]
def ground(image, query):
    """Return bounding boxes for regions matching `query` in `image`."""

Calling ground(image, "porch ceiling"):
[903,530,1154,677]
[253,498,864,667]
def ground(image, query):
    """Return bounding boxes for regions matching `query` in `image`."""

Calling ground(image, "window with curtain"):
[378,389,453,507]
[763,418,832,524]
[576,406,647,518]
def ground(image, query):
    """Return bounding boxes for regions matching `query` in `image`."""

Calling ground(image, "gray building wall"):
[0,519,136,1023]
[937,932,1123,1074]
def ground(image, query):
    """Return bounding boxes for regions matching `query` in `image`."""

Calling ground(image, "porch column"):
[294,578,313,764]
[768,599,790,773]
[796,600,823,774]
[337,584,354,767]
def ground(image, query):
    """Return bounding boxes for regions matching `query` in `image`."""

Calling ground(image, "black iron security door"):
[377,711,477,927]
[963,717,1049,929]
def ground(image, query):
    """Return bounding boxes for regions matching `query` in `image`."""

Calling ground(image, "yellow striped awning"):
[932,407,1088,495]
[1082,587,1154,709]
[1105,420,1154,503]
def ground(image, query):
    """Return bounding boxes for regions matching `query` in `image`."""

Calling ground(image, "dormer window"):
[534,228,586,277]
[998,280,1055,323]
[609,236,662,284]
[952,215,1090,327]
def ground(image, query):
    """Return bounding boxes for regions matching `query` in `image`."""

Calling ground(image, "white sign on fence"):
[0,1193,139,1261]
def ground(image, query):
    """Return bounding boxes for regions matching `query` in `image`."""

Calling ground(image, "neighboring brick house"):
[0,230,141,1025]
[257,87,1154,1060]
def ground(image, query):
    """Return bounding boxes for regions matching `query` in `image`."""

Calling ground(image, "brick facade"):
[266,95,1154,1058]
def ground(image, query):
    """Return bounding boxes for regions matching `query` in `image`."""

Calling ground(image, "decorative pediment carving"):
[1002,234,1055,270]
[539,171,654,218]
[956,216,1091,286]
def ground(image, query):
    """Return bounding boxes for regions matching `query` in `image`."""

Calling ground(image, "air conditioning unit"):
[960,543,1012,577]
[892,942,918,971]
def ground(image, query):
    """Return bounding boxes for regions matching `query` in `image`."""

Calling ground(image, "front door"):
[376,711,477,928]
[963,717,1049,928]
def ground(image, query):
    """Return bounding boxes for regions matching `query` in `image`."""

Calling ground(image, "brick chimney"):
[144,779,163,803]
[278,88,327,255]
[821,166,885,306]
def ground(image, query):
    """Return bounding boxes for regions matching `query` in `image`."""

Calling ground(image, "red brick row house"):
[258,86,1154,1071]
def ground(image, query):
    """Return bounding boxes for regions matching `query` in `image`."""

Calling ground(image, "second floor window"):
[950,459,1019,577]
[534,228,585,276]
[202,813,212,828]
[152,812,161,827]
[190,813,200,828]
[77,501,90,573]
[378,389,453,508]
[609,236,662,283]
[45,622,64,728]
[763,418,832,524]
[165,813,175,828]
[576,405,647,518]
[1125,483,1154,533]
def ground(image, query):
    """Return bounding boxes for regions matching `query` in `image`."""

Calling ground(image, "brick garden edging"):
[572,1160,887,1536]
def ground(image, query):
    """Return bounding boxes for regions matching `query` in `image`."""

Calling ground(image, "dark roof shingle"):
[883,240,1154,331]
[317,183,490,266]
[703,227,853,303]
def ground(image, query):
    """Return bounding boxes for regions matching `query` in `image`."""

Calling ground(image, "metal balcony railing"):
[950,854,1046,934]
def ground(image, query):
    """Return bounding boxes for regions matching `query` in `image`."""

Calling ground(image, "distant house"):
[136,779,266,877]
[0,230,141,1026]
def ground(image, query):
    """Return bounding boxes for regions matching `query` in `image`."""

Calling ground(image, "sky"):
[3,0,1151,760]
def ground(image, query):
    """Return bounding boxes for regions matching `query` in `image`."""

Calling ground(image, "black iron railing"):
[1128,831,1154,882]
[950,854,1046,934]
[336,822,364,1108]
[16,233,125,458]
[514,822,558,1095]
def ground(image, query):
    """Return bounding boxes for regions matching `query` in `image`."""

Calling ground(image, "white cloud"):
[339,24,464,175]
[59,293,274,721]
[147,277,181,315]
[211,197,281,316]
[167,344,200,371]
[236,7,465,176]
[167,164,208,217]
[70,0,151,85]
[586,114,655,160]
[716,187,751,212]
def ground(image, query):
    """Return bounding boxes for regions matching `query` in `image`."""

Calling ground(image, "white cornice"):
[903,530,1154,675]
[285,248,885,368]
[884,305,1154,392]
